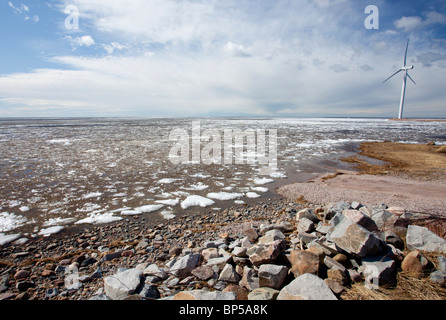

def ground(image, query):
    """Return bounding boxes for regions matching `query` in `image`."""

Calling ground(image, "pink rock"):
[14,270,30,280]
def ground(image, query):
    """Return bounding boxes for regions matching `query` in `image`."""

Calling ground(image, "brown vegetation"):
[341,141,446,181]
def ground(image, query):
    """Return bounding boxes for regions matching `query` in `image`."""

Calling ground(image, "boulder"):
[218,264,241,283]
[343,209,378,232]
[247,240,285,266]
[296,217,315,234]
[258,264,288,289]
[104,268,143,300]
[401,250,430,277]
[370,208,398,231]
[169,254,201,278]
[239,266,259,291]
[325,201,350,220]
[289,250,320,277]
[277,273,337,300]
[296,208,319,223]
[191,266,216,281]
[360,256,396,288]
[406,225,446,253]
[328,214,382,258]
[258,229,285,245]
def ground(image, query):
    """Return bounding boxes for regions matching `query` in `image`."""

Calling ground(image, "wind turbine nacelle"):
[402,66,414,70]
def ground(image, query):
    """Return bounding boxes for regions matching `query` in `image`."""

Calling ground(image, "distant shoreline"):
[389,118,446,122]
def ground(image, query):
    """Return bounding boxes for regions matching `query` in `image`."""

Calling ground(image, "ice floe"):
[181,195,215,209]
[206,192,244,201]
[38,226,65,237]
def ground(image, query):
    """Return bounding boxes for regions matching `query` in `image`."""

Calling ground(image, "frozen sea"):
[1,117,445,244]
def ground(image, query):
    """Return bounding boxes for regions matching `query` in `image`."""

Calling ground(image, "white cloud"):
[395,16,425,32]
[395,11,446,32]
[66,35,95,48]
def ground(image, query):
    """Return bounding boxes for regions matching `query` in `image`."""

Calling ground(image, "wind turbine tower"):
[383,39,416,120]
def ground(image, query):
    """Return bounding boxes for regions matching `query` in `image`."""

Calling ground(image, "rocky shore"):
[1,196,445,301]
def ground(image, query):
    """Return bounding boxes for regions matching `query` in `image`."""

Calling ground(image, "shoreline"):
[1,141,445,301]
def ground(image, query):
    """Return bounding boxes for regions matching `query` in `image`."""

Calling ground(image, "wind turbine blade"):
[407,73,416,85]
[404,39,409,66]
[383,69,403,83]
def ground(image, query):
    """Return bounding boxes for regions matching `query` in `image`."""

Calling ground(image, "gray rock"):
[325,201,350,220]
[138,283,160,300]
[258,229,285,245]
[437,255,446,274]
[44,288,59,299]
[384,231,405,250]
[239,266,259,291]
[429,271,445,285]
[296,208,320,223]
[104,268,143,300]
[205,256,232,271]
[218,264,241,283]
[328,214,382,257]
[370,208,398,231]
[258,264,288,289]
[360,256,396,288]
[277,273,337,300]
[143,264,167,279]
[170,254,201,278]
[246,240,286,266]
[406,225,446,253]
[296,217,315,234]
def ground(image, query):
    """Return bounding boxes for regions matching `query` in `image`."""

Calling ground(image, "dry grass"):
[342,272,446,300]
[341,141,446,180]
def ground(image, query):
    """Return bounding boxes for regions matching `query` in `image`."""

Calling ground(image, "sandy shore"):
[277,141,446,216]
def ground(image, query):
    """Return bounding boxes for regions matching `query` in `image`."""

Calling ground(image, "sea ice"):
[160,210,176,220]
[75,212,123,225]
[120,209,142,216]
[253,177,274,185]
[38,226,65,237]
[82,192,103,199]
[155,199,179,206]
[0,233,21,245]
[246,192,261,198]
[136,204,164,213]
[251,187,269,193]
[181,195,215,209]
[206,192,244,201]
[0,212,28,233]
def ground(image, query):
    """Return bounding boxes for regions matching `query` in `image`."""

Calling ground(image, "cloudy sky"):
[0,0,445,118]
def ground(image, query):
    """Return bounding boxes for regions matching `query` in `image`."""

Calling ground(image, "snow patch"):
[181,195,215,209]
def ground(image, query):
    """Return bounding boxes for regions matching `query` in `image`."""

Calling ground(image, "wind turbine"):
[383,39,416,120]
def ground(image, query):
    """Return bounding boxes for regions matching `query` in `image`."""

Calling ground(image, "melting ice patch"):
[0,233,21,245]
[82,192,103,199]
[207,192,244,201]
[0,212,28,233]
[136,204,164,213]
[181,195,215,209]
[160,210,175,220]
[253,177,274,185]
[75,212,123,225]
[246,192,261,198]
[155,199,179,206]
[38,226,65,237]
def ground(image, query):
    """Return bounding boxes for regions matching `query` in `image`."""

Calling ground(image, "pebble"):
[0,199,443,301]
